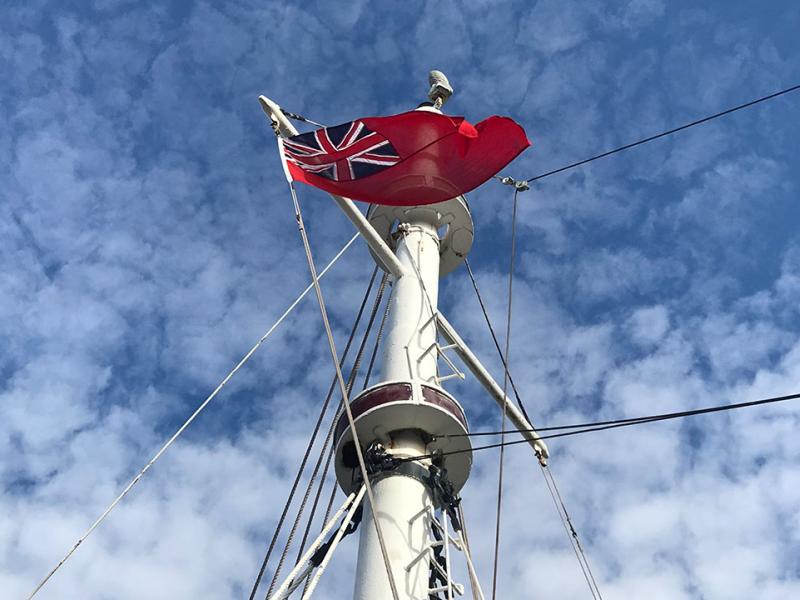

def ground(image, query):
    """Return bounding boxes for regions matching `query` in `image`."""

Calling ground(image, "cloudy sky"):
[2,1,800,598]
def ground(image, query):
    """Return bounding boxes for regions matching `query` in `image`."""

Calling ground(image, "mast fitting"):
[499,176,530,192]
[428,70,454,109]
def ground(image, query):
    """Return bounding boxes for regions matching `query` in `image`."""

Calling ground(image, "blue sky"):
[2,1,800,598]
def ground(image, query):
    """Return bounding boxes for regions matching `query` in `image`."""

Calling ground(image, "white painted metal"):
[269,486,365,600]
[435,312,550,461]
[425,510,468,598]
[258,95,297,138]
[380,214,441,383]
[332,381,472,494]
[260,91,482,600]
[331,195,406,279]
[353,432,433,600]
[353,206,445,600]
[366,196,473,277]
[302,486,367,600]
[442,509,454,600]
[269,485,366,600]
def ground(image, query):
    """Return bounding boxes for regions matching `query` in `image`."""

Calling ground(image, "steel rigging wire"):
[464,259,532,423]
[284,272,390,599]
[295,282,395,598]
[540,464,603,599]
[297,273,391,595]
[25,233,360,600]
[363,284,393,389]
[282,170,401,600]
[467,253,603,600]
[438,391,800,440]
[248,265,381,600]
[490,188,519,600]
[401,391,800,462]
[518,82,800,184]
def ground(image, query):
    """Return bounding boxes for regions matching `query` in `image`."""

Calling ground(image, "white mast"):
[259,71,548,600]
[340,73,475,600]
[352,209,444,599]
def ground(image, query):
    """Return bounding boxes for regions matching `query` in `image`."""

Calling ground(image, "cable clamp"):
[499,176,530,192]
[309,504,364,567]
[428,455,462,531]
[364,442,400,475]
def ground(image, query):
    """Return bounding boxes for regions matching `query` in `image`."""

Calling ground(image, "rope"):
[307,466,341,596]
[457,504,482,600]
[290,274,389,598]
[490,188,519,600]
[521,82,800,184]
[25,232,359,600]
[250,266,380,600]
[285,177,401,600]
[300,282,393,598]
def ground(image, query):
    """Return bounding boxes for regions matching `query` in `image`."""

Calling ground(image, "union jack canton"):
[282,120,400,182]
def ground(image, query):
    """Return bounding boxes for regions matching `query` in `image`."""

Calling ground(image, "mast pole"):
[353,211,442,600]
[262,72,476,600]
[345,72,477,600]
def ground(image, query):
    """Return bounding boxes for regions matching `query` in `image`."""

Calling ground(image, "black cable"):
[403,391,800,462]
[280,108,327,128]
[491,188,519,600]
[468,253,603,599]
[523,83,800,183]
[440,391,800,438]
[464,259,533,423]
[247,266,379,600]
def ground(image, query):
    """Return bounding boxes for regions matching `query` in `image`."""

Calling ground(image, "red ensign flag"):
[280,110,530,206]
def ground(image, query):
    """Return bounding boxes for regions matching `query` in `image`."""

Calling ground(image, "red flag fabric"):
[281,109,530,206]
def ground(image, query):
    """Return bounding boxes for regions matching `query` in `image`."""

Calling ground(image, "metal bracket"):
[435,312,550,462]
[419,341,465,386]
[268,486,367,600]
[499,176,530,192]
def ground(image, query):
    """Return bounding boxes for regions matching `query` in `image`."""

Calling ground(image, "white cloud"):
[627,304,670,345]
[3,2,800,599]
